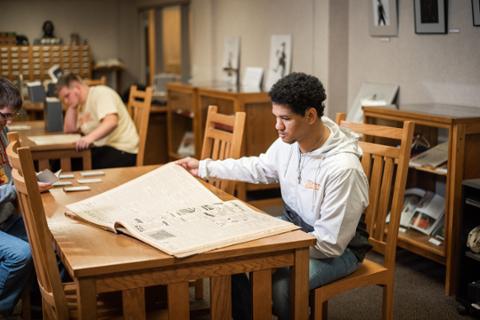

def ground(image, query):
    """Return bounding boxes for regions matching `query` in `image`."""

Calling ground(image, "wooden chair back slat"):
[7,138,70,319]
[8,132,92,172]
[127,85,153,166]
[376,157,394,241]
[336,112,414,268]
[312,112,414,319]
[200,105,246,195]
[361,152,372,181]
[340,121,405,140]
[84,76,107,87]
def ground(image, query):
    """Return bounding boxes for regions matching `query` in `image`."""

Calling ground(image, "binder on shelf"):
[26,81,46,103]
[44,97,63,132]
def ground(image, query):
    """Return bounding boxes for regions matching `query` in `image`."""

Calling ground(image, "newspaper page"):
[409,142,448,169]
[66,164,298,257]
[119,199,297,257]
[409,192,445,235]
[66,163,222,231]
[27,134,81,145]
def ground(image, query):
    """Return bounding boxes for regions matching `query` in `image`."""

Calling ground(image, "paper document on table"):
[65,163,298,257]
[27,134,81,145]
[7,124,32,131]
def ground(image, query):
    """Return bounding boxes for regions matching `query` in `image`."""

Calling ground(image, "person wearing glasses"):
[0,78,51,316]
[57,73,139,169]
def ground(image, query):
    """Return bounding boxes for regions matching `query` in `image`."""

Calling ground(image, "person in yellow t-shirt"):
[57,73,139,169]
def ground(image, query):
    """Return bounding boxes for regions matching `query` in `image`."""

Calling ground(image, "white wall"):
[3,0,478,109]
[348,0,480,109]
[189,0,350,116]
[190,0,321,80]
[0,0,141,92]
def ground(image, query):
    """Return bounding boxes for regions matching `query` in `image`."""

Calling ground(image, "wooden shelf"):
[364,104,480,295]
[465,251,480,263]
[465,198,480,209]
[409,164,448,176]
[397,229,445,264]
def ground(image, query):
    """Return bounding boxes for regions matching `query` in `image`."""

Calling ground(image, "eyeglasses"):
[0,111,19,122]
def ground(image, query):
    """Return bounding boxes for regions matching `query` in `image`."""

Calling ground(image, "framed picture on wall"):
[473,0,480,26]
[369,0,398,36]
[414,0,448,34]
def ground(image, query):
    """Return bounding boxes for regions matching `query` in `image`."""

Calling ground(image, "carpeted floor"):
[248,205,478,319]
[327,249,475,320]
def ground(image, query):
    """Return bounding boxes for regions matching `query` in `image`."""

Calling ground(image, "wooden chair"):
[190,105,246,301]
[311,112,414,320]
[6,139,120,319]
[127,85,153,166]
[200,105,246,194]
[7,132,91,172]
[83,76,107,87]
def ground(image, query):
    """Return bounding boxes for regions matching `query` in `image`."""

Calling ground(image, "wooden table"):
[10,120,91,171]
[42,166,315,319]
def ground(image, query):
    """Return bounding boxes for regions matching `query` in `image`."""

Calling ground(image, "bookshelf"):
[456,179,480,316]
[0,44,92,81]
[363,104,480,295]
[167,82,281,208]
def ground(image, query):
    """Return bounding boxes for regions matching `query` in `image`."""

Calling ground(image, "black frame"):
[414,0,448,34]
[473,0,480,26]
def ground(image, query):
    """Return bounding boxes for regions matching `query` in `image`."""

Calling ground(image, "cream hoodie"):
[198,116,369,258]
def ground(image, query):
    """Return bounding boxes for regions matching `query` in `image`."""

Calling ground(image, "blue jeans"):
[0,214,33,315]
[232,208,360,320]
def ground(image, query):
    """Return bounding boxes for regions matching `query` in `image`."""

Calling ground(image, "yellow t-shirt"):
[78,86,139,154]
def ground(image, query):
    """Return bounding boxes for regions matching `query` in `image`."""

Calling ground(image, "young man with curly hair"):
[177,72,370,319]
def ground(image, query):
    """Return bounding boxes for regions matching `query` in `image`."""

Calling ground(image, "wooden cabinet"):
[0,45,92,81]
[456,179,480,316]
[144,103,169,165]
[166,82,200,159]
[363,104,480,295]
[167,82,281,208]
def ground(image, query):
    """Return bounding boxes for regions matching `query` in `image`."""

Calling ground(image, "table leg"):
[210,275,231,320]
[291,248,309,320]
[252,269,272,320]
[167,282,189,319]
[76,279,97,319]
[122,288,146,320]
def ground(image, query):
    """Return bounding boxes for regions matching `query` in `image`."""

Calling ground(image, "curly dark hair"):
[269,72,326,117]
[0,77,22,110]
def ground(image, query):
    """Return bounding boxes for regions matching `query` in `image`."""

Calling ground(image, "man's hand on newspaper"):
[175,157,199,176]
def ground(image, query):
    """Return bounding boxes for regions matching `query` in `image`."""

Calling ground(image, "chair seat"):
[316,259,390,299]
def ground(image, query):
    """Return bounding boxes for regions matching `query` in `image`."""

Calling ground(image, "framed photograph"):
[414,0,448,34]
[369,0,398,37]
[222,36,241,86]
[473,0,480,26]
[265,34,292,91]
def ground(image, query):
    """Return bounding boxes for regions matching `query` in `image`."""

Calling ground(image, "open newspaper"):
[385,188,445,236]
[65,164,298,258]
[409,191,445,236]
